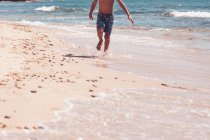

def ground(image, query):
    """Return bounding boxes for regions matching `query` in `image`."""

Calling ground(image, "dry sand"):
[0,22,167,132]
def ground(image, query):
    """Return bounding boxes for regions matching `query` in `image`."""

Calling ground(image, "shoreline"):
[3,20,210,32]
[0,22,165,133]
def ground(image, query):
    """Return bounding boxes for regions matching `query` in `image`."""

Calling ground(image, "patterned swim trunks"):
[97,12,114,35]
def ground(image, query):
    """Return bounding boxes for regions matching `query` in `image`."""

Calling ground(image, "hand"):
[128,15,134,24]
[89,12,93,20]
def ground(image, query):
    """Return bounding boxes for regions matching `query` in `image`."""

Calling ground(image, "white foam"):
[35,6,60,12]
[21,20,46,26]
[52,98,74,122]
[171,11,210,18]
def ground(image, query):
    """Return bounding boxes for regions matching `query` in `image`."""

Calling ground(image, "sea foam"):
[21,20,46,26]
[170,11,210,18]
[35,6,60,12]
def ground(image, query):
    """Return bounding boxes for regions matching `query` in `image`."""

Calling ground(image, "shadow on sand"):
[63,54,98,59]
[63,53,110,68]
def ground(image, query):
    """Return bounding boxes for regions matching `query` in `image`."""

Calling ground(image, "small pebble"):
[91,95,96,98]
[31,90,37,93]
[4,116,10,119]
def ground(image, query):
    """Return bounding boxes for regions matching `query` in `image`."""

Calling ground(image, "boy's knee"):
[104,34,111,39]
[97,29,103,37]
[97,28,104,34]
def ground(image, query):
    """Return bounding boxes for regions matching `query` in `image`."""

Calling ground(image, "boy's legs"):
[103,14,113,52]
[104,33,110,52]
[96,28,103,51]
[96,13,105,51]
[96,13,113,52]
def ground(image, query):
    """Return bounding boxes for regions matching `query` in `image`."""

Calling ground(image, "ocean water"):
[0,0,210,28]
[1,0,210,139]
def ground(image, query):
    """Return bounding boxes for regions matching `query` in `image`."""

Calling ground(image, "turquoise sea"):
[0,0,210,28]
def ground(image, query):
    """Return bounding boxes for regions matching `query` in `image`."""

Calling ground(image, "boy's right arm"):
[89,0,98,20]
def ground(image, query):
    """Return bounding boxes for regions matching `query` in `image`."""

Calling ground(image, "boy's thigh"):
[97,15,105,30]
[104,15,114,35]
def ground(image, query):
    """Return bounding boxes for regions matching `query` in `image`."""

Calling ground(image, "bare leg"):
[96,28,104,51]
[104,33,110,52]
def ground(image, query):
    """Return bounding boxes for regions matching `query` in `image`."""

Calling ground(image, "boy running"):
[89,0,134,53]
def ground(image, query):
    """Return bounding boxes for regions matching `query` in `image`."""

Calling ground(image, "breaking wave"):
[21,20,46,26]
[166,11,210,18]
[35,6,60,12]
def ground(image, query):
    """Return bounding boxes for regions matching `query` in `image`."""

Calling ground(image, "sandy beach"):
[0,22,210,140]
[0,22,162,132]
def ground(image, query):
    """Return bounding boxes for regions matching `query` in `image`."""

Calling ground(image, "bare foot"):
[102,50,109,56]
[104,48,108,53]
[96,39,103,51]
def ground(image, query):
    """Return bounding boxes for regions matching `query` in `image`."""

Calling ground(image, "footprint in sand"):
[32,126,37,129]
[16,126,22,129]
[38,126,44,129]
[0,99,6,102]
[0,81,6,86]
[4,116,11,119]
[92,84,97,88]
[24,126,29,129]
[31,90,37,93]
[91,80,98,82]
[90,95,96,98]
[0,123,6,128]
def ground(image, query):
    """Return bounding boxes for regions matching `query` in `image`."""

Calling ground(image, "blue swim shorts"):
[97,12,114,35]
